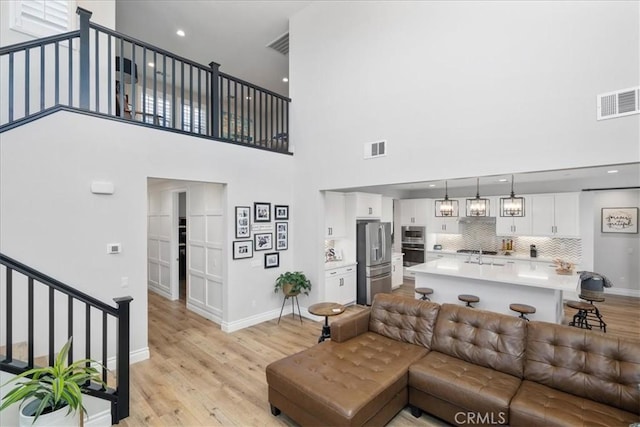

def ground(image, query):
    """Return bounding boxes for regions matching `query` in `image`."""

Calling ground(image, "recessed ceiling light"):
[498,178,508,182]
[246,96,252,100]
[428,184,436,187]
[176,29,185,37]
[282,77,289,82]
[148,62,155,68]
[607,169,619,174]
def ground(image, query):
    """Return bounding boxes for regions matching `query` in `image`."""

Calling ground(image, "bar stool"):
[510,303,536,321]
[567,300,597,330]
[458,294,479,307]
[415,287,434,301]
[567,276,607,332]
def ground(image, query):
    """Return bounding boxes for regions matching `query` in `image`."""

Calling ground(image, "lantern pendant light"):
[466,178,489,217]
[435,181,458,217]
[500,174,525,217]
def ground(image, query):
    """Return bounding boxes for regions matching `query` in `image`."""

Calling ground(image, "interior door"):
[186,183,224,322]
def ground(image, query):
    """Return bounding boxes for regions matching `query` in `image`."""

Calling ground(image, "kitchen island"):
[407,258,580,323]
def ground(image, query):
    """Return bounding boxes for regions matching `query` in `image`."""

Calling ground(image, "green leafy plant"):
[0,337,106,425]
[274,271,312,296]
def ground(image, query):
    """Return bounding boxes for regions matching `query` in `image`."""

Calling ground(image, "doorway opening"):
[178,191,187,302]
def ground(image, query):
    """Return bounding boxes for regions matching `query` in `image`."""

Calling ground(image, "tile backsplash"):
[435,220,581,263]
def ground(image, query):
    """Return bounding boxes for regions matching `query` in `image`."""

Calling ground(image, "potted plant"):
[0,337,105,427]
[274,271,312,296]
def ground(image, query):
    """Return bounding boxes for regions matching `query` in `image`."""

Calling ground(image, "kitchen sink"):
[464,261,505,266]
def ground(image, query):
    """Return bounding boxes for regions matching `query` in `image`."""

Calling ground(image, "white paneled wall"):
[147,188,173,299]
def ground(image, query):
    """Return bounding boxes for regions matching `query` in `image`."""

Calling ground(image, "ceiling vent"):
[597,86,640,120]
[364,140,387,159]
[267,32,289,56]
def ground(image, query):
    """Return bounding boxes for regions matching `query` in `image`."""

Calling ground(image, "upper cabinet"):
[530,192,580,238]
[495,196,532,236]
[325,191,346,238]
[426,198,460,234]
[346,192,382,219]
[399,199,430,226]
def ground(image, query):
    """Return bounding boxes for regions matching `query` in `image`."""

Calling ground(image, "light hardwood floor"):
[121,285,639,426]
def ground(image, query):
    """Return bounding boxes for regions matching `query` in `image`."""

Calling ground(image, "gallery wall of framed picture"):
[232,203,290,268]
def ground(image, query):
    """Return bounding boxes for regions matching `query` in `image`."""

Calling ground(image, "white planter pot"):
[19,401,80,427]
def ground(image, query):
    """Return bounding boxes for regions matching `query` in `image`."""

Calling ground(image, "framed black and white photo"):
[264,252,279,269]
[601,207,638,234]
[276,221,288,251]
[232,240,253,259]
[254,202,271,222]
[274,204,289,220]
[235,206,251,238]
[254,232,273,251]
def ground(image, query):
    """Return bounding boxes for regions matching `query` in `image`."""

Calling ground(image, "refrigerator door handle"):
[380,224,386,261]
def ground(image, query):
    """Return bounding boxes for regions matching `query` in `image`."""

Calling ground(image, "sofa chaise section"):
[266,294,440,426]
[409,303,527,425]
[510,321,640,426]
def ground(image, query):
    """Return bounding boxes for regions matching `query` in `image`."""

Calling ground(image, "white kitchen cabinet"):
[346,192,382,219]
[325,191,346,238]
[530,193,580,238]
[382,197,394,224]
[426,199,461,233]
[392,253,404,289]
[496,196,532,236]
[325,265,356,305]
[403,266,416,280]
[400,198,430,225]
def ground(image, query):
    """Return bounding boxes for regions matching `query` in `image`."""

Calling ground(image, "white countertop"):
[408,258,579,292]
[324,260,357,270]
[426,250,556,263]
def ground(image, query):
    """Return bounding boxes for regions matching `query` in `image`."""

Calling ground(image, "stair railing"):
[0,8,291,153]
[0,253,132,424]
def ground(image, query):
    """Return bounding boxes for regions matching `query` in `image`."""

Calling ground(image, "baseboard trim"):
[106,347,150,370]
[148,285,172,300]
[604,287,640,298]
[221,305,317,333]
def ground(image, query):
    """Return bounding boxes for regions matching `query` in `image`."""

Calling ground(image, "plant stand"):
[277,292,302,325]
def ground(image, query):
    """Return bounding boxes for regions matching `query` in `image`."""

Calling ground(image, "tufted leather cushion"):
[510,380,640,426]
[525,321,640,414]
[432,304,527,377]
[266,332,428,426]
[368,293,440,349]
[410,351,521,423]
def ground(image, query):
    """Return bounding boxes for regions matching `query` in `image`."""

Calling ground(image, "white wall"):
[0,110,295,360]
[593,190,640,296]
[289,1,640,294]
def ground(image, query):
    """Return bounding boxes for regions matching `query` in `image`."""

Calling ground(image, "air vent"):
[364,140,387,159]
[267,32,289,56]
[597,86,640,120]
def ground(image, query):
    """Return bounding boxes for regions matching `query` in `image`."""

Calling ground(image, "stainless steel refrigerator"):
[356,221,392,305]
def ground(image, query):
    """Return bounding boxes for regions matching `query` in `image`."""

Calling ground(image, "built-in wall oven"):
[401,226,425,267]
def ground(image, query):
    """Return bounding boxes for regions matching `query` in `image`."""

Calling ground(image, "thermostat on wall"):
[107,243,121,254]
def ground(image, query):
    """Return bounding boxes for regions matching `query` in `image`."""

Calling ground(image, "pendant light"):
[435,181,458,217]
[466,178,489,217]
[500,174,525,217]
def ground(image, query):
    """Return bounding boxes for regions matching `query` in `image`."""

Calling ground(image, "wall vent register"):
[364,140,387,159]
[597,86,640,120]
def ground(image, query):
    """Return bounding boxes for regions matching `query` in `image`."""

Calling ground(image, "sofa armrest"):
[331,309,371,343]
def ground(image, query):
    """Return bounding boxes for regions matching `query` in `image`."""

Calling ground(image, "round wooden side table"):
[308,302,345,343]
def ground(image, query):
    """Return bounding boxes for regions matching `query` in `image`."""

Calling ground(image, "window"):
[142,93,171,127]
[10,0,76,38]
[182,105,207,134]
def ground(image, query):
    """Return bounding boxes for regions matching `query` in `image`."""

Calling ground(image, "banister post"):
[76,7,92,110]
[209,61,220,138]
[114,296,133,421]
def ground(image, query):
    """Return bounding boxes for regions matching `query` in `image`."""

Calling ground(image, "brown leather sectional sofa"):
[266,293,640,426]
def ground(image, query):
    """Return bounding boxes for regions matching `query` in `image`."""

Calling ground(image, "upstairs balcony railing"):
[0,7,290,153]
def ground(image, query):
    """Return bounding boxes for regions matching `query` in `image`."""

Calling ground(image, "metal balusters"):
[180,62,185,130]
[49,287,55,366]
[28,278,34,366]
[171,57,176,128]
[102,312,108,386]
[118,39,124,118]
[5,267,13,362]
[86,303,91,366]
[131,43,137,117]
[40,46,45,110]
[94,27,100,112]
[142,47,147,119]
[25,47,30,117]
[68,295,73,366]
[8,52,14,122]
[68,37,73,107]
[106,36,111,115]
